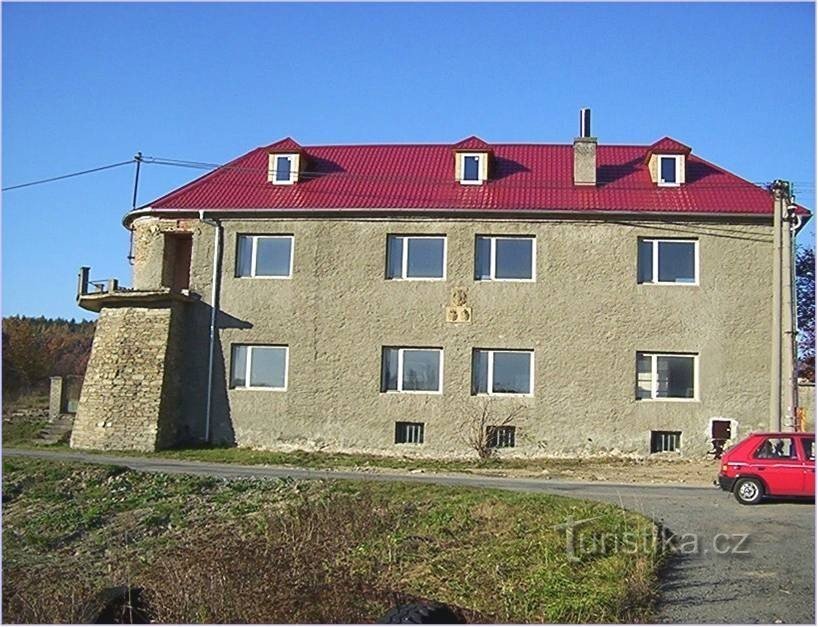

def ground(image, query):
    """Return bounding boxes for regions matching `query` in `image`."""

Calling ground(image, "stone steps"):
[34,415,75,445]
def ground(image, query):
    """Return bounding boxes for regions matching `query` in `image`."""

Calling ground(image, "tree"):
[459,398,527,460]
[796,246,815,381]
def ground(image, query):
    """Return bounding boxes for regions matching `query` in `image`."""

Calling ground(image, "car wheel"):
[734,477,764,505]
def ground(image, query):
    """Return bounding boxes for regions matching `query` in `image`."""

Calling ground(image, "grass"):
[2,457,664,623]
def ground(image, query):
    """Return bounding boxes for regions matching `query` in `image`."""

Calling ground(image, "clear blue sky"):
[2,2,815,320]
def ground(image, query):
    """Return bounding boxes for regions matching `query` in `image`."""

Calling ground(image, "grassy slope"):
[2,458,663,623]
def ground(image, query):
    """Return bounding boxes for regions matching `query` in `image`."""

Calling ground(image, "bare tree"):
[460,398,527,460]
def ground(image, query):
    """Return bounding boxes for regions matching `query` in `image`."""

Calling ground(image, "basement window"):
[487,425,516,449]
[395,422,425,444]
[236,235,293,278]
[657,155,681,186]
[472,349,533,396]
[475,236,535,281]
[382,347,443,393]
[637,238,697,285]
[230,345,288,390]
[386,235,446,280]
[650,431,681,453]
[636,352,697,400]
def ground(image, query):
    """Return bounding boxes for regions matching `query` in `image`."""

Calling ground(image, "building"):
[70,111,809,457]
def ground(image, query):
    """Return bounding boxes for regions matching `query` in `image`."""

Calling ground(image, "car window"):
[801,438,815,461]
[754,437,796,459]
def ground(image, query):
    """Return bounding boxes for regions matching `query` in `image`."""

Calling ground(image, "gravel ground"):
[4,447,814,624]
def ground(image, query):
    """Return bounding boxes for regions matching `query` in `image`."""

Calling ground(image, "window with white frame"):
[472,349,533,395]
[487,425,516,448]
[636,352,697,400]
[381,347,443,393]
[459,153,486,185]
[236,235,293,278]
[475,236,535,281]
[650,430,682,453]
[395,422,425,444]
[657,155,681,186]
[637,239,697,285]
[268,153,299,185]
[230,345,288,390]
[386,235,446,280]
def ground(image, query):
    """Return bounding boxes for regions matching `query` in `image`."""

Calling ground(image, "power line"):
[2,159,135,192]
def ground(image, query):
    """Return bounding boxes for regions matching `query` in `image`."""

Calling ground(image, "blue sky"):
[2,2,815,320]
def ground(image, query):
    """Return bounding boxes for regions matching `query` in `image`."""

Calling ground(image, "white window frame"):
[636,352,699,402]
[237,235,294,279]
[475,236,536,282]
[650,430,682,453]
[639,238,699,286]
[459,152,486,185]
[387,235,447,281]
[268,153,300,185]
[231,344,289,391]
[475,349,534,397]
[657,155,682,187]
[383,347,444,394]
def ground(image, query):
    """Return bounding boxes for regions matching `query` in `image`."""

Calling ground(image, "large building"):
[70,112,809,457]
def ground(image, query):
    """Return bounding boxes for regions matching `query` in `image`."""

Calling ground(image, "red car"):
[717,432,815,505]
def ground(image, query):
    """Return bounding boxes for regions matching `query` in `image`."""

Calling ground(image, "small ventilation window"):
[650,430,681,453]
[395,422,425,444]
[487,425,516,448]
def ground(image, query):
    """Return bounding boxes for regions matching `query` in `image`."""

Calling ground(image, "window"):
[636,352,697,400]
[487,425,516,448]
[382,348,443,393]
[236,235,293,278]
[754,437,796,459]
[472,349,533,395]
[230,345,288,390]
[650,431,681,453]
[475,236,535,281]
[801,438,815,461]
[458,153,486,185]
[386,235,446,280]
[395,422,425,444]
[658,155,681,186]
[268,153,299,185]
[637,239,698,285]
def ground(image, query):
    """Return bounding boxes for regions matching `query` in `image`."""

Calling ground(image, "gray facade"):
[72,212,776,457]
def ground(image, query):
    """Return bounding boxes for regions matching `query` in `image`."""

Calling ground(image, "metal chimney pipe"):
[580,108,591,138]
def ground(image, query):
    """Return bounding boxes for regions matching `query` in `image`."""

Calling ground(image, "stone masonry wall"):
[70,304,182,452]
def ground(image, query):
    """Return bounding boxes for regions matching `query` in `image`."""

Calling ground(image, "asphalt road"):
[4,447,815,624]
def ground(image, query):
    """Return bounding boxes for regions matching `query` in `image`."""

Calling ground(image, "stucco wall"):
[154,215,776,458]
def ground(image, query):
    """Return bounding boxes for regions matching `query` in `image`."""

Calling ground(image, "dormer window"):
[458,152,487,185]
[658,155,681,187]
[268,152,300,185]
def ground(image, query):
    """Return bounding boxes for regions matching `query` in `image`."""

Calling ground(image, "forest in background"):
[2,316,95,402]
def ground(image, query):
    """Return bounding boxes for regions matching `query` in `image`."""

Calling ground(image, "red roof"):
[145,138,798,216]
[452,135,492,151]
[646,136,692,156]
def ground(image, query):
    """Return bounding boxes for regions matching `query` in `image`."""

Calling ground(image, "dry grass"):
[3,458,664,624]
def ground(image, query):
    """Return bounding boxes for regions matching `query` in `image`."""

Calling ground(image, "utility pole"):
[783,194,800,431]
[770,180,786,432]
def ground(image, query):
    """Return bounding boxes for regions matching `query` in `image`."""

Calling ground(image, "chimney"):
[573,107,597,186]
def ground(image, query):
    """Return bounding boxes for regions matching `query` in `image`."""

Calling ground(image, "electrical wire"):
[1,159,136,192]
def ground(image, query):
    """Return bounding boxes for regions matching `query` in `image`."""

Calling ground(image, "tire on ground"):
[378,602,462,624]
[733,477,764,505]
